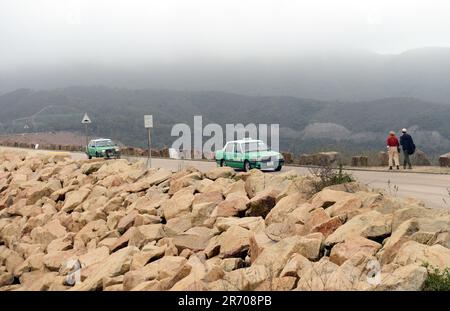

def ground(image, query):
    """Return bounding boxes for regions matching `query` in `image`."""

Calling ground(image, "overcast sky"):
[1,0,450,70]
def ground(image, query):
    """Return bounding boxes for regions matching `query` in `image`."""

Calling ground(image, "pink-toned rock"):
[330,236,381,265]
[311,216,343,238]
[245,189,280,218]
[161,187,195,220]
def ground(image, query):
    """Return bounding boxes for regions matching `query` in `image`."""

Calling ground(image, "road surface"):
[2,146,450,210]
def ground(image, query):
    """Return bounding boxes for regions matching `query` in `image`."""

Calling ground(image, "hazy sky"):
[1,0,450,69]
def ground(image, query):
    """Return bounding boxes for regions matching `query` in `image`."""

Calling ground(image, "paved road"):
[2,146,450,210]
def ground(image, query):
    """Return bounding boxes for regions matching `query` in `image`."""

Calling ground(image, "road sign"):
[144,115,153,128]
[81,113,92,124]
[81,113,91,151]
[144,115,153,168]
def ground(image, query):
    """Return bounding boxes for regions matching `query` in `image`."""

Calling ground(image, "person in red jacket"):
[386,131,400,170]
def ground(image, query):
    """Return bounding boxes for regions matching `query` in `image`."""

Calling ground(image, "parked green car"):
[86,138,121,159]
[214,139,284,172]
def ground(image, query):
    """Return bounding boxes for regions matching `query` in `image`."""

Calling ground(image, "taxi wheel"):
[220,160,225,167]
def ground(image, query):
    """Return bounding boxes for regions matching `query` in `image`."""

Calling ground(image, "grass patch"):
[422,263,450,291]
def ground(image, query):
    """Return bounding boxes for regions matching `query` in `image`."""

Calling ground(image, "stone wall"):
[298,152,341,166]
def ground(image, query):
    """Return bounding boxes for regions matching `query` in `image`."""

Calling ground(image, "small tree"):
[308,160,354,193]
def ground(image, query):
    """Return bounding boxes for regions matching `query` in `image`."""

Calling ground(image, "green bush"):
[422,263,450,291]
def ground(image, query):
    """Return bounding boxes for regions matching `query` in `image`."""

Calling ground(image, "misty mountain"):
[1,86,450,157]
[1,48,450,104]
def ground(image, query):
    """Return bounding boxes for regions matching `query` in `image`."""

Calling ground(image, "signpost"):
[81,113,92,151]
[144,115,153,168]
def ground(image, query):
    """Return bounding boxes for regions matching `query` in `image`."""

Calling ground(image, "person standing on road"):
[386,131,400,170]
[400,128,415,169]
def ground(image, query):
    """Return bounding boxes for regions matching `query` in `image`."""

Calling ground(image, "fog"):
[1,0,450,69]
[1,1,450,101]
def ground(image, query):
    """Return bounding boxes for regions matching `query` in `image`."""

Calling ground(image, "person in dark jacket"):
[400,128,415,169]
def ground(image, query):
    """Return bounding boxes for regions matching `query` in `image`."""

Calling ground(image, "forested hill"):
[1,86,450,156]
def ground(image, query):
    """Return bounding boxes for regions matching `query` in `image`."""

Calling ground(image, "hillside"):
[1,87,450,156]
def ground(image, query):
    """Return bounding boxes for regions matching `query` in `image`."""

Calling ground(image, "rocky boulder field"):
[0,150,449,291]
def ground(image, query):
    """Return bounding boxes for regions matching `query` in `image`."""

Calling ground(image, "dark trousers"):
[403,151,412,168]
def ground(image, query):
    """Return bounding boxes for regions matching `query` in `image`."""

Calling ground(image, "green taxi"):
[86,138,121,159]
[214,139,284,172]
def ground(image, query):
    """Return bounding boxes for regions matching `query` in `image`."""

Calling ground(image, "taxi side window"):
[235,143,242,153]
[225,143,234,153]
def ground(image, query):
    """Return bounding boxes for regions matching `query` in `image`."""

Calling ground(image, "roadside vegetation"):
[308,162,354,193]
[422,263,450,291]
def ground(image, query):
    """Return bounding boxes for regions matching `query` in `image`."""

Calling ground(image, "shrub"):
[422,263,450,291]
[308,162,354,193]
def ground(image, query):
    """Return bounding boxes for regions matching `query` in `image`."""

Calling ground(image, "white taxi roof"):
[225,138,263,144]
[91,138,112,142]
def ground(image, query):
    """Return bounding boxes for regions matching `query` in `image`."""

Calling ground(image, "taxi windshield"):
[96,140,114,147]
[242,141,268,153]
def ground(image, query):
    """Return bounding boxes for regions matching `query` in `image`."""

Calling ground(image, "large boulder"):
[214,216,265,233]
[25,183,53,205]
[124,256,190,290]
[310,189,357,209]
[170,254,208,291]
[164,215,195,236]
[253,233,323,276]
[412,150,431,166]
[221,265,268,291]
[391,206,447,231]
[71,246,139,291]
[169,171,202,195]
[191,191,223,222]
[172,227,216,252]
[204,225,251,258]
[330,236,381,265]
[389,240,450,270]
[245,188,279,218]
[298,152,341,166]
[265,194,308,226]
[280,253,313,278]
[81,161,104,175]
[249,232,276,264]
[379,216,450,264]
[161,187,195,220]
[125,169,172,192]
[325,211,392,246]
[375,264,428,291]
[295,257,339,290]
[205,167,235,181]
[62,188,91,213]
